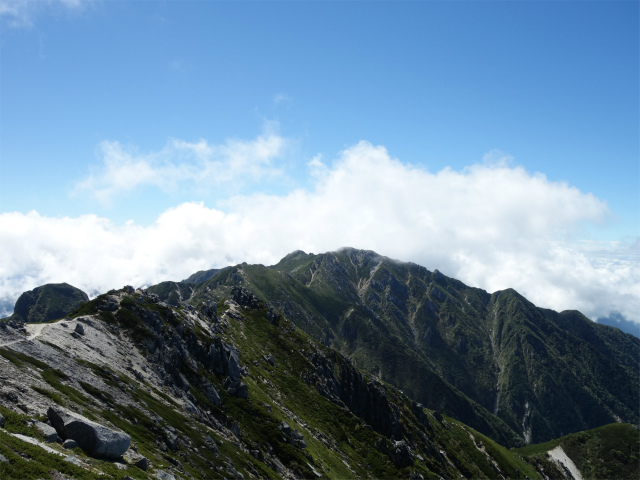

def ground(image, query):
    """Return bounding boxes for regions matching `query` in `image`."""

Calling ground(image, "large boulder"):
[47,406,130,459]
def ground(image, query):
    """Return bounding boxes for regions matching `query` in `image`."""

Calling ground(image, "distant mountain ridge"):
[148,247,640,447]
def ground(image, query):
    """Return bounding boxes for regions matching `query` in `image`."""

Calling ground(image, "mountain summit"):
[150,248,639,447]
[0,248,637,479]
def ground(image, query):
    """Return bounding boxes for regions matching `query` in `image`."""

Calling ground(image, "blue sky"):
[0,0,638,323]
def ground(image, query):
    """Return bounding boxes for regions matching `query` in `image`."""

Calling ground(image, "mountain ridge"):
[0,251,637,479]
[147,247,639,447]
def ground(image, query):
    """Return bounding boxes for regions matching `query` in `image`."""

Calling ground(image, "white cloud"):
[2,141,638,325]
[0,0,89,27]
[74,129,288,205]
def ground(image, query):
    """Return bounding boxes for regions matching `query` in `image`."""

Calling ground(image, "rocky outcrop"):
[278,421,306,449]
[47,406,130,459]
[7,283,89,323]
[230,286,262,309]
[303,348,403,439]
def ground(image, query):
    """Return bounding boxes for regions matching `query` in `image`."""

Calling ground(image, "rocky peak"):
[6,283,89,323]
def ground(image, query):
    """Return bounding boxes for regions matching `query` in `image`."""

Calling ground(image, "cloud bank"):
[75,129,286,205]
[2,141,638,324]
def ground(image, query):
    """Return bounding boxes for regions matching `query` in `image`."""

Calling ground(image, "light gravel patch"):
[548,445,583,480]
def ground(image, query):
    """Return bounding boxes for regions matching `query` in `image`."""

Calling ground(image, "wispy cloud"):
[273,93,291,105]
[0,0,90,27]
[74,128,288,205]
[3,140,637,325]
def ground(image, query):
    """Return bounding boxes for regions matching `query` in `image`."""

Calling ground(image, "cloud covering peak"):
[1,141,637,324]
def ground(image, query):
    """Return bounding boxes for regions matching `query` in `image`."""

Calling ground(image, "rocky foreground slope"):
[3,284,636,479]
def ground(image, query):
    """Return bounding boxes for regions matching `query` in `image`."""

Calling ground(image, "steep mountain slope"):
[3,283,88,323]
[0,285,566,480]
[161,248,640,447]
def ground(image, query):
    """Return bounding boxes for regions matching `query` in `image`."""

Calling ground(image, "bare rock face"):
[47,406,130,459]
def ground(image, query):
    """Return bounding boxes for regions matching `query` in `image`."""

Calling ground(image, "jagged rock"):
[231,286,261,309]
[101,296,119,312]
[231,421,241,440]
[227,347,241,380]
[223,377,249,399]
[199,302,218,322]
[198,378,222,407]
[165,431,179,451]
[304,349,403,439]
[34,421,58,442]
[185,400,198,415]
[0,413,4,428]
[280,421,291,434]
[278,421,307,448]
[392,439,414,468]
[74,323,84,335]
[0,454,8,462]
[47,406,130,459]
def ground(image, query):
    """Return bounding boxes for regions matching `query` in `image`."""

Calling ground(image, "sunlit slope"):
[167,248,640,447]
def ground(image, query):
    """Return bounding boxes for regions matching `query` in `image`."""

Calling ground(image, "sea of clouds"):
[1,139,638,324]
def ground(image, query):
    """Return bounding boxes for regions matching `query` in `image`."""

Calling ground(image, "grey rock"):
[102,296,119,312]
[231,421,241,440]
[165,431,179,451]
[154,470,176,480]
[223,377,248,399]
[0,453,8,462]
[227,347,241,380]
[135,456,150,471]
[280,421,291,434]
[184,400,198,415]
[0,412,5,428]
[198,378,221,407]
[124,449,150,471]
[47,406,130,459]
[63,439,77,449]
[35,421,59,443]
[74,323,84,335]
[64,455,83,466]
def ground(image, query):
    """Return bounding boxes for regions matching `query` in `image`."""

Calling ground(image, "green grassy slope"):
[170,248,640,447]
[0,285,561,479]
